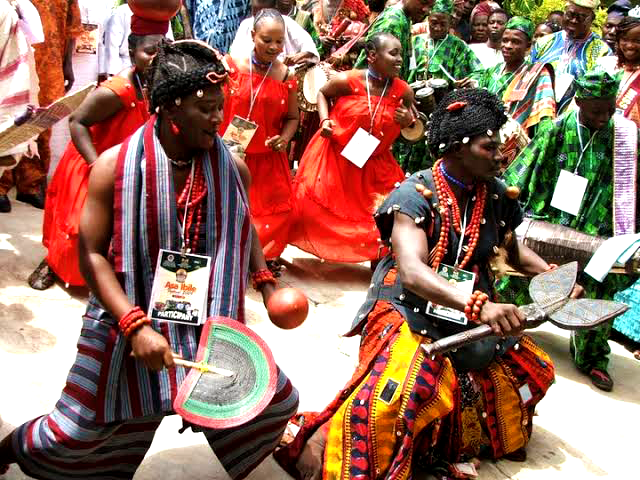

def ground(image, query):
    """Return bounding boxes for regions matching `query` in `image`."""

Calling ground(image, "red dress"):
[220,56,298,259]
[43,74,149,286]
[290,71,407,262]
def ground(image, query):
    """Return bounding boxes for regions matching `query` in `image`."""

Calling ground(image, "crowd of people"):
[1,0,640,479]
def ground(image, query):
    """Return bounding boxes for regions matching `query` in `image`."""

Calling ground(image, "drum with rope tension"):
[296,63,336,112]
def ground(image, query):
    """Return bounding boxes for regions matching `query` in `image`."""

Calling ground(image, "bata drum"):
[415,86,436,117]
[400,112,428,143]
[296,63,336,112]
[427,78,450,106]
[409,79,426,94]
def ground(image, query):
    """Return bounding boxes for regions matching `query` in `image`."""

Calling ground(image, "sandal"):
[589,368,613,392]
[28,259,56,290]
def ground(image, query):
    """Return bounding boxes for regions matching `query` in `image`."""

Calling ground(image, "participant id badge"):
[341,127,380,168]
[426,264,476,325]
[550,169,588,216]
[76,23,98,54]
[148,249,211,326]
[222,115,258,150]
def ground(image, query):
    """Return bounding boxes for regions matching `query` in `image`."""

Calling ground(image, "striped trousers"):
[11,368,298,480]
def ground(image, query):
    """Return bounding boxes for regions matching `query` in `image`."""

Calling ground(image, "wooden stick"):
[172,355,234,377]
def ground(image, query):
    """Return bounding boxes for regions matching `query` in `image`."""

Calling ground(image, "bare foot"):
[295,428,326,480]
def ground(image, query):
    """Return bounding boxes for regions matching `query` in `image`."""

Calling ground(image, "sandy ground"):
[0,194,638,479]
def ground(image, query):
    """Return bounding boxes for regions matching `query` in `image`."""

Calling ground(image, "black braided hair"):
[426,88,507,157]
[365,32,400,56]
[146,39,227,113]
[617,16,640,68]
[253,7,285,29]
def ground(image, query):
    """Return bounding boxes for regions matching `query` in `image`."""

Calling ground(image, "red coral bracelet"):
[252,268,276,290]
[124,317,151,338]
[464,290,489,323]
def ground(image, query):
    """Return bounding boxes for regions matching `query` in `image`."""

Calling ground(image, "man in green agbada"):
[396,0,480,173]
[354,0,435,81]
[500,70,640,392]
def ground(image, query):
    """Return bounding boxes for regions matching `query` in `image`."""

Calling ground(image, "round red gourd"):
[266,288,309,330]
[129,0,182,22]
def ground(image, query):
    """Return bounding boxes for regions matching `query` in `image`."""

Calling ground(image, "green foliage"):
[504,0,607,32]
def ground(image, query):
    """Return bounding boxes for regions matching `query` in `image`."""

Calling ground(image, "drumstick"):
[172,354,235,377]
[439,64,456,83]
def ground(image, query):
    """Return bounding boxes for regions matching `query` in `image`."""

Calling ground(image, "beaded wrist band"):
[119,306,151,338]
[464,290,489,323]
[252,268,277,290]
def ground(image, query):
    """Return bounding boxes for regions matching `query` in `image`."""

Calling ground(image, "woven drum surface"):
[174,317,277,428]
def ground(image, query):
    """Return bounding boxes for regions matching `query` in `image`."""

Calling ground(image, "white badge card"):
[555,72,574,102]
[148,249,212,326]
[409,49,417,70]
[340,127,380,168]
[222,115,258,150]
[76,24,98,54]
[426,264,476,325]
[550,169,588,216]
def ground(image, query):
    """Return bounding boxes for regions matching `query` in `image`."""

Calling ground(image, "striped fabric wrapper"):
[613,114,638,236]
[11,122,299,479]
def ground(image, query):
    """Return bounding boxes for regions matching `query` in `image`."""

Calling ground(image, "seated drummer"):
[230,0,320,66]
[499,70,639,392]
[275,88,570,479]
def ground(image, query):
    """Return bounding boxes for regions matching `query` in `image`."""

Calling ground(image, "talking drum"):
[297,63,336,112]
[427,78,449,106]
[415,86,436,117]
[401,111,427,143]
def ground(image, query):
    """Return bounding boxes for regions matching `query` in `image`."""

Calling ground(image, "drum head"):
[174,316,277,429]
[415,86,434,99]
[303,66,330,107]
[401,118,425,143]
[427,78,448,89]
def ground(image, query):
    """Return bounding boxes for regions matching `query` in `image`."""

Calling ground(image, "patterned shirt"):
[408,33,480,84]
[354,6,412,80]
[475,61,555,132]
[500,110,639,300]
[530,31,611,114]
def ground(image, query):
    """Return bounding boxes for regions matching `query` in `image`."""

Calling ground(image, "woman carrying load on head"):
[275,88,579,480]
[0,39,298,480]
[220,8,299,268]
[289,32,413,264]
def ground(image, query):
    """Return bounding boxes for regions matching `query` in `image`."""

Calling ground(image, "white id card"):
[222,115,258,150]
[426,264,476,325]
[550,169,588,216]
[148,249,211,326]
[409,49,417,70]
[340,127,380,168]
[555,72,574,102]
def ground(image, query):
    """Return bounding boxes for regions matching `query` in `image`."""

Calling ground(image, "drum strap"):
[613,114,638,236]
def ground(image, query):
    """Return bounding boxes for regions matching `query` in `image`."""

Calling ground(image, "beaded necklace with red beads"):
[429,159,487,271]
[176,159,207,253]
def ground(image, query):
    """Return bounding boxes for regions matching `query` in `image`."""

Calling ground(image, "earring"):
[170,121,180,135]
[196,89,204,98]
[174,97,182,106]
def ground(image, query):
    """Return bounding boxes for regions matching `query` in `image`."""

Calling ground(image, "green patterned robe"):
[408,33,480,84]
[499,110,640,373]
[354,6,412,80]
[396,34,481,173]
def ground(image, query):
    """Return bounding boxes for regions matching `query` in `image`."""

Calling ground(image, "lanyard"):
[454,198,470,268]
[575,110,597,173]
[365,70,389,134]
[247,54,273,121]
[427,38,445,68]
[180,161,196,254]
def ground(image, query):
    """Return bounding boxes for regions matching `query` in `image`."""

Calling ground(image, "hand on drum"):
[454,77,478,89]
[284,52,316,67]
[479,302,526,337]
[394,105,414,128]
[266,135,289,152]
[320,118,335,137]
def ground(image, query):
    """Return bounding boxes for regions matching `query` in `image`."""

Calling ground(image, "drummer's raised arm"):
[317,72,352,121]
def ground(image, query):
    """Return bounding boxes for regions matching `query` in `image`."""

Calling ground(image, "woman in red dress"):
[289,32,414,263]
[28,23,166,290]
[220,8,299,264]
